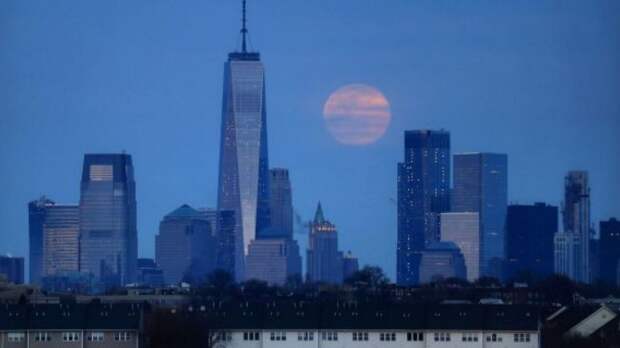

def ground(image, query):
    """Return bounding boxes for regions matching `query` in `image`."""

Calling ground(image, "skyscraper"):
[307,203,343,284]
[0,255,24,284]
[269,168,293,239]
[42,204,80,277]
[198,208,238,278]
[418,241,467,284]
[245,238,302,285]
[504,203,558,281]
[217,1,270,281]
[79,154,137,287]
[555,171,591,283]
[155,205,217,285]
[453,153,508,279]
[599,218,620,285]
[397,130,450,285]
[440,212,480,282]
[28,196,55,284]
[342,251,360,281]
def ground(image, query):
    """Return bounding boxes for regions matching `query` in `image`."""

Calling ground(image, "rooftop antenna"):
[241,0,248,53]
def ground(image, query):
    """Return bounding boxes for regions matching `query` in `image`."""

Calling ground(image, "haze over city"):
[1,0,619,281]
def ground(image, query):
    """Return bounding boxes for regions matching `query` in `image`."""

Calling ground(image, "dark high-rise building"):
[599,218,620,285]
[453,153,508,279]
[136,258,165,288]
[0,255,24,284]
[28,196,55,284]
[342,251,359,281]
[198,208,237,278]
[397,130,450,285]
[156,205,217,285]
[307,203,343,284]
[504,203,558,281]
[217,1,270,282]
[418,241,466,284]
[555,171,591,283]
[269,168,293,239]
[79,154,137,287]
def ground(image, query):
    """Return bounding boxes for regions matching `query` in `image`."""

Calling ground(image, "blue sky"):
[1,0,619,280]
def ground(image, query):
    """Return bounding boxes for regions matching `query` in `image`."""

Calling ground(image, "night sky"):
[1,0,619,280]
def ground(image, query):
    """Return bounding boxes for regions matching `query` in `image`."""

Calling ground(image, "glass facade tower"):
[453,153,508,279]
[216,11,270,281]
[397,130,450,285]
[79,154,137,287]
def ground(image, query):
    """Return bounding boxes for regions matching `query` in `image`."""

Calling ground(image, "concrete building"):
[0,255,24,284]
[307,203,343,284]
[440,212,480,282]
[397,130,451,286]
[245,237,302,285]
[79,154,137,288]
[28,197,55,284]
[155,204,217,285]
[136,258,164,288]
[453,153,508,279]
[418,241,467,284]
[504,203,558,281]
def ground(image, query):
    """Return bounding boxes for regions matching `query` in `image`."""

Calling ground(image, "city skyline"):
[2,1,619,281]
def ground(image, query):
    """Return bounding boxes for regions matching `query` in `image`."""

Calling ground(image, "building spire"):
[314,202,325,224]
[241,0,248,53]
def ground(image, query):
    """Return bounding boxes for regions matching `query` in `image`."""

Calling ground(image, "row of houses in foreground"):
[0,301,541,348]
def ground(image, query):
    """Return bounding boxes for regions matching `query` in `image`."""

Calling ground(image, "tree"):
[345,266,390,288]
[474,277,502,288]
[145,308,223,348]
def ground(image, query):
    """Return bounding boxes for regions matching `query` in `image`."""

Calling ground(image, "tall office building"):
[245,238,302,285]
[504,203,558,281]
[453,153,508,279]
[418,241,467,284]
[397,130,450,285]
[42,204,80,277]
[217,1,270,281]
[307,203,343,284]
[269,168,293,239]
[79,154,137,287]
[198,208,237,278]
[555,171,591,283]
[0,256,24,284]
[599,218,620,285]
[155,205,217,285]
[440,212,480,282]
[28,197,55,284]
[342,251,360,281]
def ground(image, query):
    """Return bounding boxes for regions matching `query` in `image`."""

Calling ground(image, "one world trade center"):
[217,0,270,281]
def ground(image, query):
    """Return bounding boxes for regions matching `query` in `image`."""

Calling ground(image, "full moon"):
[322,84,391,145]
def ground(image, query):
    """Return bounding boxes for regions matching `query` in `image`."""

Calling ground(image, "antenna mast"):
[241,0,248,53]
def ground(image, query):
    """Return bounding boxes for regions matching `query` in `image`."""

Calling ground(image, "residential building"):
[217,1,271,282]
[155,204,217,285]
[505,203,558,281]
[397,130,451,285]
[418,241,467,283]
[440,212,481,281]
[307,203,343,284]
[600,218,620,285]
[79,153,138,288]
[453,153,508,279]
[0,255,24,284]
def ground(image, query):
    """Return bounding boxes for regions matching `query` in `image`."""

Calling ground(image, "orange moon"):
[322,84,391,145]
